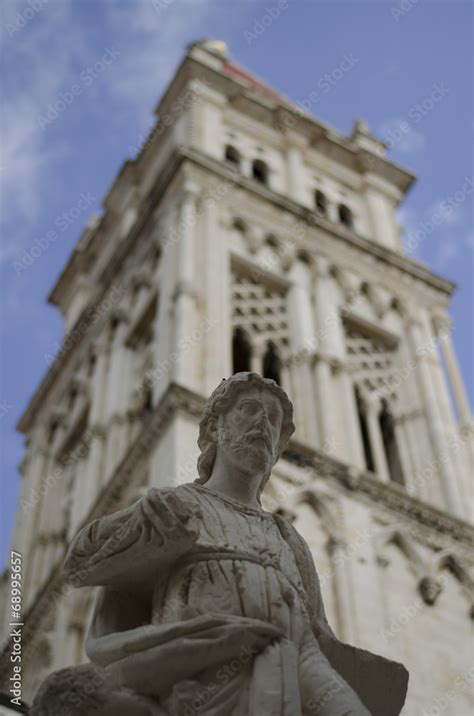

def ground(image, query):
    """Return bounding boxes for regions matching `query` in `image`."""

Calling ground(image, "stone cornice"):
[155,46,416,194]
[17,150,185,434]
[283,440,474,545]
[181,147,454,296]
[17,145,453,435]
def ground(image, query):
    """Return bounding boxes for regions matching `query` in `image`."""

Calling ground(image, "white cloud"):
[383,62,401,78]
[435,235,458,266]
[101,0,222,134]
[465,230,474,250]
[428,199,462,227]
[1,0,241,241]
[380,117,426,154]
[1,0,85,225]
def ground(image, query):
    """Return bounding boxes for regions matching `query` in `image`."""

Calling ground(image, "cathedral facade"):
[1,40,472,714]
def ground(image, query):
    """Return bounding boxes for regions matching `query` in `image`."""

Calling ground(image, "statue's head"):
[196,372,295,499]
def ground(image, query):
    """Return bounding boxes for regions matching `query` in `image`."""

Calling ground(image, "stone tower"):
[1,40,472,714]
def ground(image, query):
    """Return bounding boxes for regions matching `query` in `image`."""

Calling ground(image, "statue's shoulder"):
[273,513,310,556]
[272,513,315,581]
[160,482,203,510]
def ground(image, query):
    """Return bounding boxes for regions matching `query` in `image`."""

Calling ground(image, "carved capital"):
[418,575,443,606]
[432,311,452,338]
[345,466,362,491]
[366,284,393,319]
[333,266,361,304]
[109,307,129,327]
[313,254,332,280]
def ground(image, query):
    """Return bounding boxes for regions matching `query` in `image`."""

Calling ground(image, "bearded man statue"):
[31,372,408,715]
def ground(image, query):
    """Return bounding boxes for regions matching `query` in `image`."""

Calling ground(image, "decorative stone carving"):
[365,284,393,319]
[418,576,443,606]
[332,266,361,304]
[31,373,408,716]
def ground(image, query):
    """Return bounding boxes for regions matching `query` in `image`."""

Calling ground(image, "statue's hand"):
[141,489,202,556]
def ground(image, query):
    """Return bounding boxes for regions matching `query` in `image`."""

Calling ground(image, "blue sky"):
[1,0,472,568]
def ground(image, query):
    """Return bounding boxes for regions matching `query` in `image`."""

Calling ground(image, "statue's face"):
[217,384,283,476]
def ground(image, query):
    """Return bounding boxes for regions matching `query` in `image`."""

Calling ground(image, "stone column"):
[421,312,468,516]
[28,445,61,598]
[336,367,366,470]
[312,256,365,466]
[392,413,415,492]
[153,204,179,403]
[103,313,131,480]
[328,536,358,644]
[284,132,306,204]
[313,356,337,452]
[406,314,462,514]
[312,257,339,455]
[286,260,319,445]
[394,329,433,500]
[12,428,49,597]
[202,198,232,394]
[434,314,471,425]
[250,341,264,375]
[172,182,202,392]
[364,394,390,482]
[364,178,400,251]
[280,358,292,400]
[83,333,108,502]
[240,156,252,180]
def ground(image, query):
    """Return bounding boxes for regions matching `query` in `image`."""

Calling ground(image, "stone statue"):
[31,373,408,715]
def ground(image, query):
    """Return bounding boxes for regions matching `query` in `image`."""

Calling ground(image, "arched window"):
[224,145,240,167]
[144,385,153,412]
[87,353,96,377]
[379,400,404,485]
[48,421,58,446]
[338,204,353,229]
[252,159,268,186]
[355,388,374,472]
[262,341,281,385]
[232,217,247,234]
[315,190,327,216]
[68,388,78,409]
[232,327,252,373]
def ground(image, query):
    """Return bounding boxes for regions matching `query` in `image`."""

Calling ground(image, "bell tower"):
[1,40,472,714]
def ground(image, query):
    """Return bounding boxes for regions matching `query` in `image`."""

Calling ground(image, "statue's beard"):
[217,422,275,476]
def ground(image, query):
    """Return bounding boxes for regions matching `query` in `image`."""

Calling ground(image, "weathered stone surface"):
[31,373,408,715]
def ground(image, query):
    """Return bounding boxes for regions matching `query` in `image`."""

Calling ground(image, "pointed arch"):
[379,399,405,485]
[296,488,340,542]
[262,341,281,385]
[338,204,353,229]
[224,144,241,167]
[315,189,327,216]
[375,528,425,578]
[252,159,268,185]
[232,327,252,374]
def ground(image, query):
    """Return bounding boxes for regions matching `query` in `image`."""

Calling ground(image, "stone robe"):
[64,483,408,715]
